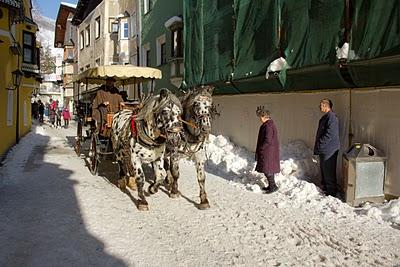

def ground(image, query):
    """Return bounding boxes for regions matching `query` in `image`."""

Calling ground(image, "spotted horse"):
[164,86,214,209]
[111,88,183,211]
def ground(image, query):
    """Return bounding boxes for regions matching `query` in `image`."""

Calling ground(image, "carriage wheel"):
[75,120,82,156]
[88,133,99,175]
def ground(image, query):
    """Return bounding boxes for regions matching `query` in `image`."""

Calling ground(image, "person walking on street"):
[62,107,71,128]
[49,99,57,127]
[32,101,39,119]
[255,106,280,194]
[38,100,44,123]
[56,108,62,129]
[314,99,340,197]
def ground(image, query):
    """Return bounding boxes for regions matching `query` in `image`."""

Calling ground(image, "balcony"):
[169,57,183,88]
[21,62,40,75]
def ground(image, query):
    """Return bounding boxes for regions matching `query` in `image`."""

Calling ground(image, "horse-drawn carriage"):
[73,65,162,175]
[73,65,215,211]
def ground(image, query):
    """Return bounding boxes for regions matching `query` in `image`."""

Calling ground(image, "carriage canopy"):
[73,65,162,85]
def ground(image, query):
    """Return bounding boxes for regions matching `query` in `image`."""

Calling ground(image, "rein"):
[179,118,198,129]
[179,109,209,157]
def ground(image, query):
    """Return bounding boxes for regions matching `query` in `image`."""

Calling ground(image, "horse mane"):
[181,86,213,109]
[136,89,182,122]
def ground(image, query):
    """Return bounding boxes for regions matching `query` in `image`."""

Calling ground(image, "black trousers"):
[264,173,276,187]
[319,150,338,196]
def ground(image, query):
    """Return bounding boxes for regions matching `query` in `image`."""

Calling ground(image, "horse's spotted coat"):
[111,90,183,209]
[165,86,214,209]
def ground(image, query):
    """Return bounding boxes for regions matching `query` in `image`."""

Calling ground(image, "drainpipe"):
[138,0,142,66]
[16,81,20,143]
[10,23,21,143]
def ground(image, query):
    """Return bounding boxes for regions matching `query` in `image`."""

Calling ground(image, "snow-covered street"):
[1,122,400,267]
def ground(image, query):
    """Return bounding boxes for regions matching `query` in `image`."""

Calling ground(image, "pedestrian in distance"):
[56,108,62,129]
[31,101,39,119]
[62,106,71,128]
[49,99,57,127]
[255,106,280,194]
[38,100,44,123]
[314,98,340,197]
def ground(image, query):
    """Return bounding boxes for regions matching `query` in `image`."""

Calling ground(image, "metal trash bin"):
[342,143,386,206]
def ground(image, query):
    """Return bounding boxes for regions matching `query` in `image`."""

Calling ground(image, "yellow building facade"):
[0,0,40,158]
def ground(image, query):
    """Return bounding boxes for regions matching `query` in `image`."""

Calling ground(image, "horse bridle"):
[135,100,183,148]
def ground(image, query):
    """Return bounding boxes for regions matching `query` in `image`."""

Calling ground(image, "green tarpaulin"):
[183,0,234,88]
[184,0,400,93]
[348,0,400,87]
[350,0,400,60]
[281,0,344,68]
[183,0,204,88]
[233,0,280,80]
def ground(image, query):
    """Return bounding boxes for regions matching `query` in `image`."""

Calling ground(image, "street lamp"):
[12,69,23,89]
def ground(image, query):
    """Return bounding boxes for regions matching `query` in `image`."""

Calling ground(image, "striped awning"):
[73,65,162,85]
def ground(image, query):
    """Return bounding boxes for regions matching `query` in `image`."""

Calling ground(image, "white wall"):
[212,88,400,197]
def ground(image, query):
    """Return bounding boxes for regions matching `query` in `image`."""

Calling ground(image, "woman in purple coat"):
[255,106,280,194]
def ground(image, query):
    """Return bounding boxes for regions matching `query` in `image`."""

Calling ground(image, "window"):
[67,49,74,61]
[131,53,138,66]
[121,20,129,39]
[80,31,84,50]
[95,58,101,66]
[85,26,90,46]
[143,43,150,66]
[23,31,35,63]
[171,28,183,57]
[70,26,74,41]
[146,50,150,66]
[7,90,13,126]
[95,16,101,39]
[161,43,166,64]
[36,47,41,70]
[156,35,166,66]
[111,22,119,33]
[144,0,152,14]
[86,64,90,69]
[130,13,137,37]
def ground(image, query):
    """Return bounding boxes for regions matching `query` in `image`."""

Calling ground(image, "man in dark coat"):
[255,106,280,194]
[92,77,124,135]
[314,99,340,197]
[38,100,44,123]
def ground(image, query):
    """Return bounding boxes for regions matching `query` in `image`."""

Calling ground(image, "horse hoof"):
[169,192,180,198]
[127,177,137,191]
[148,184,158,195]
[198,202,210,210]
[138,203,149,211]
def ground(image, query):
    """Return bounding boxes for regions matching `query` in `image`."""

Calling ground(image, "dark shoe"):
[261,186,270,192]
[263,186,278,194]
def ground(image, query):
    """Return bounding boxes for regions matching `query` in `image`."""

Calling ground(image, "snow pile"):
[205,134,400,226]
[265,57,290,79]
[205,135,323,203]
[361,199,400,227]
[280,140,320,183]
[61,2,77,9]
[336,42,349,59]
